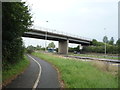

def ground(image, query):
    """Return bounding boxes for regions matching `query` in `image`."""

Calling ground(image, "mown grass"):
[33,52,118,88]
[71,53,118,60]
[2,55,30,83]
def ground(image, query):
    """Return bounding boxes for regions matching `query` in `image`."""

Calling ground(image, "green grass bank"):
[33,52,118,88]
[2,55,30,86]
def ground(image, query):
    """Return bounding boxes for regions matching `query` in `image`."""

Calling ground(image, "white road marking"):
[27,54,42,90]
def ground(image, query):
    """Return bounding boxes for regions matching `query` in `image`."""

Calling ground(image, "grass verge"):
[2,55,30,86]
[33,52,118,88]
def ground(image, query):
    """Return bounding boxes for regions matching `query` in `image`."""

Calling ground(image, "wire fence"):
[30,25,92,41]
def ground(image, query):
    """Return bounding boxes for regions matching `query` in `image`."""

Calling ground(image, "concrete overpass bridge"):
[23,27,92,54]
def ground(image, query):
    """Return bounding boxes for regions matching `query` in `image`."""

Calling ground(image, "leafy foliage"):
[48,42,55,49]
[103,36,109,43]
[36,45,42,50]
[116,38,120,55]
[2,2,33,65]
[109,37,114,45]
[70,37,118,54]
[26,45,35,54]
[82,37,118,54]
[92,39,104,46]
[116,38,120,46]
[69,46,80,52]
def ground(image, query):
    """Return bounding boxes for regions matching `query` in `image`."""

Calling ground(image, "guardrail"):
[30,25,92,41]
[66,55,120,63]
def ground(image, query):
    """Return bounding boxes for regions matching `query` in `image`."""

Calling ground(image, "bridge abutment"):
[58,39,69,54]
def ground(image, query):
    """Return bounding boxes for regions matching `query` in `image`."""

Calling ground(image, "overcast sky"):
[22,0,119,48]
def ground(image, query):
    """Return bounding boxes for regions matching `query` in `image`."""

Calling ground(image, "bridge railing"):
[30,25,92,41]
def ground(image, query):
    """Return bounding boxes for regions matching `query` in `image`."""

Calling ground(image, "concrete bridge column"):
[58,39,69,54]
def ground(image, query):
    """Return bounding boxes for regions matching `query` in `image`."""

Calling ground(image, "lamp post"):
[45,21,48,52]
[104,28,106,55]
[45,30,47,52]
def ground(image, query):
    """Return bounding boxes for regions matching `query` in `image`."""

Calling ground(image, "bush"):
[27,49,34,54]
[83,45,118,54]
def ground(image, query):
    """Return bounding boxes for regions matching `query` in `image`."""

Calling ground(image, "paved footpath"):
[5,54,60,89]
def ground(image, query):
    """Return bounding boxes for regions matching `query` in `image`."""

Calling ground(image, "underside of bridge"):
[23,30,92,54]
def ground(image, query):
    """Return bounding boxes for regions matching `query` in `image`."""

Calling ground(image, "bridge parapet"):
[30,25,92,42]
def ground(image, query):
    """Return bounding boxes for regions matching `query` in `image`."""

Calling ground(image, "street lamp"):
[45,21,48,52]
[45,30,47,52]
[104,28,107,55]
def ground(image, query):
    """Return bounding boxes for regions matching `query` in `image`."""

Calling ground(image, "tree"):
[116,38,120,54]
[36,45,41,50]
[27,45,34,54]
[92,39,104,46]
[82,37,118,54]
[74,45,80,52]
[116,38,120,46]
[48,42,55,49]
[2,2,33,65]
[103,36,109,43]
[109,37,114,45]
[92,39,98,46]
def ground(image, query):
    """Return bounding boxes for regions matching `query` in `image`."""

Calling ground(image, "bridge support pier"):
[58,40,69,54]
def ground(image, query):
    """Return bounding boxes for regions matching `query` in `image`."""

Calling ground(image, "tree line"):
[82,36,120,54]
[26,42,56,54]
[2,2,32,69]
[26,37,120,54]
